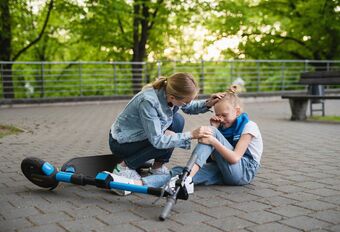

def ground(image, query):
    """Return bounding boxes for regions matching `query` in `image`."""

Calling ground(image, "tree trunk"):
[0,0,14,98]
[131,0,163,94]
[131,1,146,94]
[0,0,53,99]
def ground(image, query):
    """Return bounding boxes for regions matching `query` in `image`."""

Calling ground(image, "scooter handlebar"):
[159,153,198,221]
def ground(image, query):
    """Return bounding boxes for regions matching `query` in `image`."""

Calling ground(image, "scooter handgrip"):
[159,197,176,221]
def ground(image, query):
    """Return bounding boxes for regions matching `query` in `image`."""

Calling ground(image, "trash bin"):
[308,84,324,103]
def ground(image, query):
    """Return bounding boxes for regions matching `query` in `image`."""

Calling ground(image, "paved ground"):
[0,98,340,232]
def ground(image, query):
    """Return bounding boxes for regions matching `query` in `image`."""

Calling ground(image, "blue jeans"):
[109,113,185,169]
[142,127,260,187]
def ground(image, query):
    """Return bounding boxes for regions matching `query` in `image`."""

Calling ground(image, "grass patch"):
[309,115,340,122]
[0,124,24,139]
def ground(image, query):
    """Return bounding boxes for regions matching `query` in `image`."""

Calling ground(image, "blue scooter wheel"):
[21,157,59,189]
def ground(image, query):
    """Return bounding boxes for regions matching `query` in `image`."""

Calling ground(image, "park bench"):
[281,70,340,120]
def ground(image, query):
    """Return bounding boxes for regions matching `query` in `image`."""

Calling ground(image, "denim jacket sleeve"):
[139,99,192,149]
[181,99,211,115]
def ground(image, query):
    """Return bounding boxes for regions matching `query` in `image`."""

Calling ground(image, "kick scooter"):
[21,153,197,220]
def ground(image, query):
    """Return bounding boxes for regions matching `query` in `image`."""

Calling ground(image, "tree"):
[81,0,195,93]
[131,0,165,92]
[204,0,340,66]
[0,0,53,98]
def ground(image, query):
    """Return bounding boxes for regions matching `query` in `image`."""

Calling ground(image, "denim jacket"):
[110,87,210,149]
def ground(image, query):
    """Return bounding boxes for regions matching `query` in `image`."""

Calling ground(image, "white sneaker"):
[165,175,194,194]
[185,176,194,194]
[149,165,170,175]
[104,171,133,196]
[113,163,141,180]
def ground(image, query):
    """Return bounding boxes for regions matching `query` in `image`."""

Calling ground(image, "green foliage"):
[1,0,340,99]
[205,0,340,61]
[6,0,340,62]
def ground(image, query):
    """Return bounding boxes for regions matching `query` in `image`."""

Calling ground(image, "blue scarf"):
[218,113,249,147]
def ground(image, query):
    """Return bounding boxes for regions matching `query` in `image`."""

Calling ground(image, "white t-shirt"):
[241,121,263,164]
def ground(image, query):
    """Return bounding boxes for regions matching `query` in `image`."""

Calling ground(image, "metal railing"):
[1,60,339,100]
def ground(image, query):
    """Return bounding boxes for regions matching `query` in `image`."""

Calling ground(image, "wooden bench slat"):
[281,95,340,100]
[300,78,340,85]
[300,71,340,85]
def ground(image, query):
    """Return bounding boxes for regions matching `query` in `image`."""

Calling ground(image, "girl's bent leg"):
[209,128,258,185]
[193,127,245,185]
[109,133,171,169]
[192,162,224,186]
[212,150,245,185]
[192,127,232,168]
[192,143,214,168]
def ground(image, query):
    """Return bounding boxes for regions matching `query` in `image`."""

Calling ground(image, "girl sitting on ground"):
[109,85,263,195]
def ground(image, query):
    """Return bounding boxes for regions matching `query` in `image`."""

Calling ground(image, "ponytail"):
[226,84,242,95]
[143,73,199,99]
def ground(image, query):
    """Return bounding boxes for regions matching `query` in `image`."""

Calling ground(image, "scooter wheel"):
[21,157,59,189]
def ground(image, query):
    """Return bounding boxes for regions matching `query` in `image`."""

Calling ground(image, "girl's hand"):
[205,93,225,108]
[210,116,222,128]
[198,135,216,145]
[191,126,213,139]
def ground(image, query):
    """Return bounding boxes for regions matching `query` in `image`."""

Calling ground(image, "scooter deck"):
[61,154,121,177]
[61,154,152,177]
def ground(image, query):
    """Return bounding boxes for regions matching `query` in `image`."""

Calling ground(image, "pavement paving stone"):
[283,191,322,202]
[305,188,340,197]
[228,201,272,212]
[18,224,67,232]
[247,188,281,198]
[0,217,34,232]
[95,210,144,226]
[266,204,314,217]
[199,206,244,218]
[131,218,183,231]
[221,192,261,203]
[292,181,328,190]
[256,195,299,207]
[1,99,340,231]
[58,217,143,232]
[318,195,340,206]
[279,215,332,231]
[171,211,215,225]
[328,224,340,232]
[308,209,340,224]
[27,211,74,226]
[190,196,232,208]
[1,206,42,220]
[165,200,208,214]
[292,199,337,211]
[237,210,283,224]
[204,215,256,231]
[169,223,223,232]
[246,222,301,232]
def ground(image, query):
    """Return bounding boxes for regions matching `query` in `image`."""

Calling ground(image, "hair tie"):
[164,77,168,85]
[227,85,237,94]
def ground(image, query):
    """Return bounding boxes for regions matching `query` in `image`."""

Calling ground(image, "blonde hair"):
[143,73,199,99]
[220,84,244,112]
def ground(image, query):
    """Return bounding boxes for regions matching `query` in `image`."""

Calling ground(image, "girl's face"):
[214,101,240,128]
